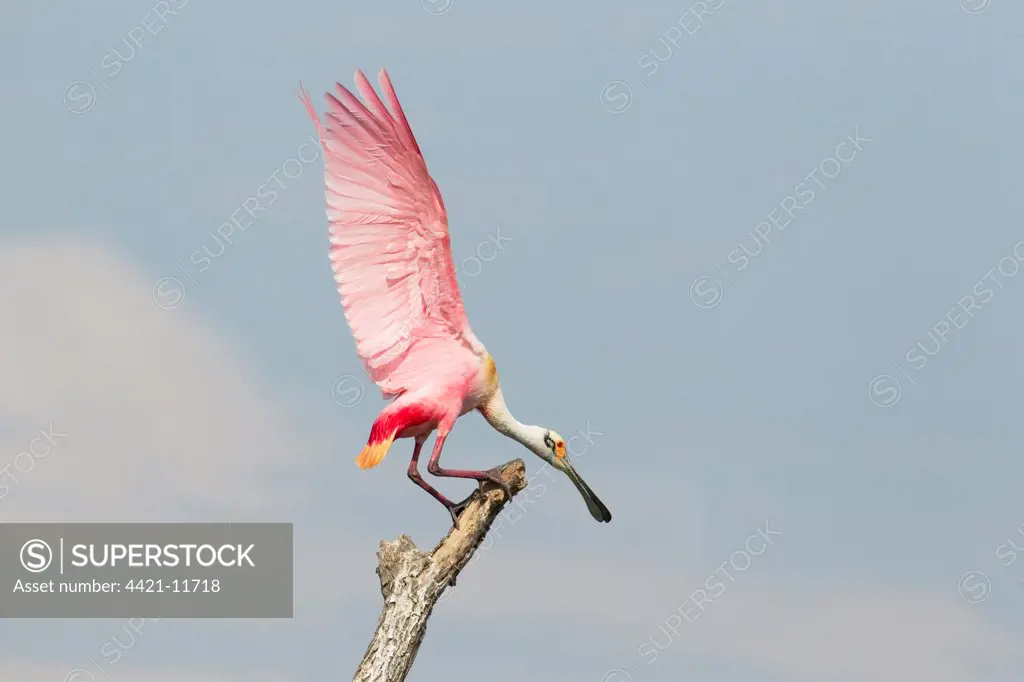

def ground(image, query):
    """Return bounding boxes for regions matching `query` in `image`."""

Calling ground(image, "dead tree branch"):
[352,459,528,682]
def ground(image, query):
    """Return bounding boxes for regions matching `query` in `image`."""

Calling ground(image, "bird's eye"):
[556,441,564,449]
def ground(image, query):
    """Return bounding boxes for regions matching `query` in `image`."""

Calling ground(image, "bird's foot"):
[446,490,480,529]
[443,469,513,529]
[481,466,514,502]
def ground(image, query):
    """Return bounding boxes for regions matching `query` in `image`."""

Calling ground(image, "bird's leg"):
[408,436,472,588]
[407,436,459,509]
[426,432,514,513]
[413,428,473,528]
[407,434,475,529]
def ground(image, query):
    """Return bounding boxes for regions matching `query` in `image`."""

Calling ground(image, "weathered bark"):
[352,459,528,682]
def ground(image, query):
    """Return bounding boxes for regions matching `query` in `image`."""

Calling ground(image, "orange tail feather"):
[355,435,395,469]
[356,403,434,470]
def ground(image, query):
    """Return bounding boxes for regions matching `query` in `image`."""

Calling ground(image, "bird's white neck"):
[480,389,542,451]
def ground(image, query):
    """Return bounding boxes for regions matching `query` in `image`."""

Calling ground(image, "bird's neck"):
[480,389,536,448]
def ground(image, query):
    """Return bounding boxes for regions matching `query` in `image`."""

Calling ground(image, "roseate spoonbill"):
[298,69,611,526]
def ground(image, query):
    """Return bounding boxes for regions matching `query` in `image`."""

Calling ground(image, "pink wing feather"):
[300,69,485,398]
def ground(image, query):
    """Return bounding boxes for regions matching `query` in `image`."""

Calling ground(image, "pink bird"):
[299,69,611,527]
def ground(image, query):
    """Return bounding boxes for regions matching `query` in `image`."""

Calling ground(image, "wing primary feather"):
[299,69,486,397]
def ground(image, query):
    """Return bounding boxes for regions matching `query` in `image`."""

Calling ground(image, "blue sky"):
[2,0,1024,680]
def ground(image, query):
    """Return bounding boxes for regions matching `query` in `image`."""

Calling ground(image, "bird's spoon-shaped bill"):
[561,458,612,523]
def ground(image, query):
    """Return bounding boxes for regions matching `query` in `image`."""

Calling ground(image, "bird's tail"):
[355,403,432,470]
[356,421,398,470]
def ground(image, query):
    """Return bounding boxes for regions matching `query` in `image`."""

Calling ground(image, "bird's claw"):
[444,470,513,529]
[483,466,514,502]
[447,490,479,529]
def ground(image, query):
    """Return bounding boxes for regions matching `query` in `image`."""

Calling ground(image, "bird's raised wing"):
[300,69,484,397]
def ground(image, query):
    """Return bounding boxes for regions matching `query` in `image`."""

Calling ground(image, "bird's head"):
[530,428,612,523]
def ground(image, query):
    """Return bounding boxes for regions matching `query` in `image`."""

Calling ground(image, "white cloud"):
[439,551,1022,682]
[670,586,1020,682]
[0,234,389,643]
[0,234,309,520]
[0,658,295,682]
